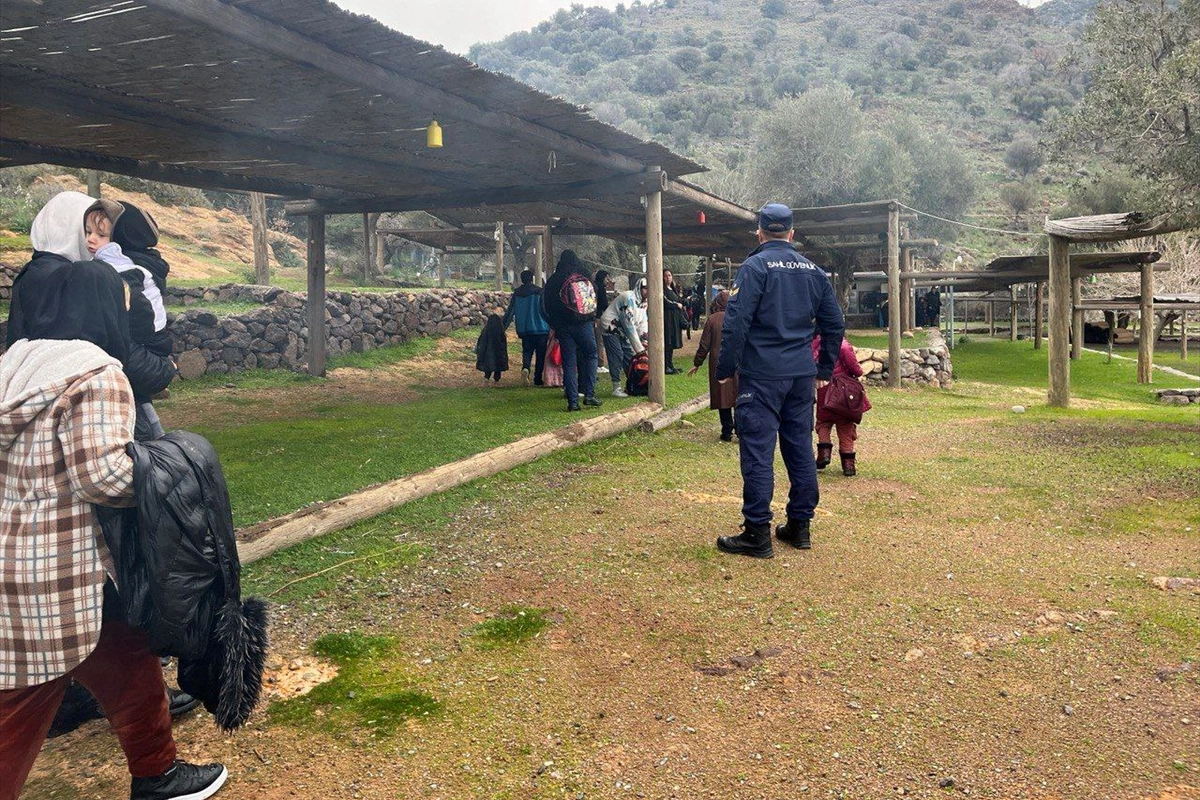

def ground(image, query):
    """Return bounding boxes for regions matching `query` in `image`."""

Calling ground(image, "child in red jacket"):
[812,335,864,476]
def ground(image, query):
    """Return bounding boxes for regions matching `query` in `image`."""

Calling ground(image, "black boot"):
[716,521,774,559]
[774,518,811,550]
[840,451,856,477]
[816,442,833,470]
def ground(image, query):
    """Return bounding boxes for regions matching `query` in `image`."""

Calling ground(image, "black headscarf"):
[20,260,132,364]
[555,249,584,275]
[593,270,610,315]
[111,201,170,293]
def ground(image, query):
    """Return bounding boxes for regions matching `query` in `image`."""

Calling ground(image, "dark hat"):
[757,203,793,233]
[84,198,124,226]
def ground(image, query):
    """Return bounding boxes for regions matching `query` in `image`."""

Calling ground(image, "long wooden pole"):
[250,191,270,285]
[1138,263,1154,383]
[494,222,504,291]
[645,190,667,408]
[86,169,101,199]
[986,299,995,338]
[1071,277,1083,360]
[1048,235,1071,407]
[886,203,901,388]
[704,257,714,315]
[306,214,326,378]
[1182,311,1189,361]
[237,403,662,564]
[900,247,912,333]
[1010,286,1019,342]
[1034,281,1044,350]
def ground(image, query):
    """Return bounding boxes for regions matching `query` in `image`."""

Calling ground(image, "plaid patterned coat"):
[0,338,135,689]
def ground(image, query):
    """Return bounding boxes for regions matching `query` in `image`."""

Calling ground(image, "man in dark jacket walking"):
[714,203,845,558]
[542,250,601,411]
[502,269,551,386]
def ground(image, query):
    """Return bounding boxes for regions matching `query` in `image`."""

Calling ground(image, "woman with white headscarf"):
[6,191,175,402]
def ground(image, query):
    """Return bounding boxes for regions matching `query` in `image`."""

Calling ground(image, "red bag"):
[548,339,562,367]
[819,374,871,424]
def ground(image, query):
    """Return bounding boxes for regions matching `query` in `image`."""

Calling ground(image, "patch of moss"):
[467,605,550,648]
[270,631,441,737]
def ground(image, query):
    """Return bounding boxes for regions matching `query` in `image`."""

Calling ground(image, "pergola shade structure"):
[1,0,750,404]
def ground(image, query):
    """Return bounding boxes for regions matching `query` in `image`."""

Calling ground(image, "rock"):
[903,648,926,662]
[1012,405,1026,413]
[1063,704,1074,716]
[175,349,208,380]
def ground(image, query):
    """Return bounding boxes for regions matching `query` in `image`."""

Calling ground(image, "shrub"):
[761,0,787,18]
[670,46,704,72]
[632,56,682,94]
[1004,137,1043,177]
[835,28,860,48]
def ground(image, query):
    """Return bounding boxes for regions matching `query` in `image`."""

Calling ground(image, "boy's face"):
[84,210,112,255]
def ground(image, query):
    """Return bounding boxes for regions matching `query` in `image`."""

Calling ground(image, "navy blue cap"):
[757,203,793,233]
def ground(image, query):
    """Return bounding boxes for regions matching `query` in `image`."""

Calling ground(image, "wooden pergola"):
[0,0,763,406]
[1045,213,1186,406]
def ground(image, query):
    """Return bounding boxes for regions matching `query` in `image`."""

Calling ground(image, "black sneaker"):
[582,396,603,407]
[168,689,201,719]
[130,760,227,800]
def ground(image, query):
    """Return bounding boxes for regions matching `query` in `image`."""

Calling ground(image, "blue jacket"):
[502,283,550,337]
[715,239,845,381]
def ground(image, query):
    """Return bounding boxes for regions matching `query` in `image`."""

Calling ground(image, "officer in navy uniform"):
[714,203,845,558]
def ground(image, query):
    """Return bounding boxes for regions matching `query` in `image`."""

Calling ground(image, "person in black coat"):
[662,269,685,373]
[475,313,509,384]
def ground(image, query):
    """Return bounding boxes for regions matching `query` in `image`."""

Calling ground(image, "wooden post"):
[1034,281,1044,350]
[986,299,995,338]
[361,212,379,282]
[494,222,505,291]
[250,191,270,286]
[1105,311,1115,363]
[886,203,901,388]
[1071,277,1083,360]
[1137,263,1154,383]
[543,229,555,283]
[86,169,101,199]
[438,251,445,288]
[900,247,912,333]
[1047,234,1071,408]
[375,223,386,275]
[1182,311,1189,361]
[645,190,667,407]
[306,214,326,378]
[1009,285,1018,342]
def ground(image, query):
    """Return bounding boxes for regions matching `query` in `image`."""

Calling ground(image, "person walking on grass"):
[502,269,550,386]
[813,333,864,476]
[688,290,737,442]
[713,203,845,558]
[475,312,509,385]
[542,250,601,412]
[0,261,227,800]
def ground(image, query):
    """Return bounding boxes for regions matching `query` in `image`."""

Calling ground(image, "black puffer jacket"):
[99,431,267,731]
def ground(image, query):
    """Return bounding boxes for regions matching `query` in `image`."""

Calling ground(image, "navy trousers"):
[734,374,819,526]
[558,321,598,404]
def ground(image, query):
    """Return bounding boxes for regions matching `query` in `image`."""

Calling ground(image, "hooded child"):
[475,313,510,384]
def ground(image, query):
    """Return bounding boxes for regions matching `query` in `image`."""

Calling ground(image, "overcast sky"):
[331,1,623,55]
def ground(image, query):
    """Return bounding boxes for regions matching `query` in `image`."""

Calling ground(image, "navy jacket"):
[715,240,845,381]
[502,283,550,336]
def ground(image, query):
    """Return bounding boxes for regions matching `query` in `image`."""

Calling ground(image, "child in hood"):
[475,313,509,384]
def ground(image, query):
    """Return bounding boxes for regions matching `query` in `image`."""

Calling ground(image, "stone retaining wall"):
[1156,388,1199,405]
[166,284,508,376]
[0,263,16,302]
[857,329,953,388]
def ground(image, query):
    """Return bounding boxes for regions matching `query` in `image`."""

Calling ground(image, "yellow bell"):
[426,120,443,148]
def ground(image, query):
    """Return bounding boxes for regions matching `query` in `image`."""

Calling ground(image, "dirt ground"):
[19,331,1200,800]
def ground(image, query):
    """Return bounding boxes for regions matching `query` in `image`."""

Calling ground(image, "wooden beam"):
[665,179,756,221]
[900,247,913,333]
[145,0,656,176]
[886,204,901,388]
[86,170,101,199]
[639,393,710,433]
[1034,281,1044,350]
[1048,235,1071,408]
[1138,263,1154,383]
[1010,285,1019,342]
[1,139,327,199]
[646,190,667,407]
[286,170,668,216]
[494,222,505,292]
[1182,311,1189,361]
[251,191,270,285]
[1045,212,1181,242]
[306,214,327,378]
[237,403,663,564]
[362,212,375,283]
[704,257,714,316]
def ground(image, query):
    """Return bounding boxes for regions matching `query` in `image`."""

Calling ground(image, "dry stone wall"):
[856,329,953,388]
[165,284,508,376]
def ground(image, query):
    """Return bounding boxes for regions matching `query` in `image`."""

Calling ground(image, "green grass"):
[270,631,442,737]
[466,606,551,649]
[846,329,928,350]
[169,300,264,317]
[1151,350,1200,378]
[0,233,31,251]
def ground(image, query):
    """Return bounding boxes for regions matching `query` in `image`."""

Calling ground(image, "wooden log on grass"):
[638,393,711,433]
[237,402,662,564]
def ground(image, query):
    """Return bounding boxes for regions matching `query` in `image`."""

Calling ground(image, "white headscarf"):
[30,190,95,262]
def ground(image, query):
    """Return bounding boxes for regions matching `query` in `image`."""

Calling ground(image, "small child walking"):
[475,313,509,384]
[812,334,865,476]
[688,290,737,441]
